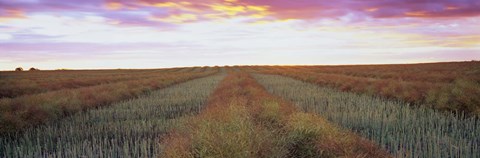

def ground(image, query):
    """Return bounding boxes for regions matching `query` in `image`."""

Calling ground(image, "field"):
[1,74,225,157]
[254,74,479,157]
[244,61,480,115]
[1,62,479,157]
[0,67,219,133]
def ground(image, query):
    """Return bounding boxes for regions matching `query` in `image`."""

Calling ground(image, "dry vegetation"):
[0,67,219,134]
[0,67,208,98]
[244,61,480,115]
[0,62,478,157]
[162,72,390,157]
[255,74,480,157]
[1,74,225,157]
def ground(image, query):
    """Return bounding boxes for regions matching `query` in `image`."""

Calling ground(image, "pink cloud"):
[1,0,479,26]
[0,0,479,70]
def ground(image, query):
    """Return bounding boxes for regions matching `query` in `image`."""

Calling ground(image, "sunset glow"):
[1,0,479,70]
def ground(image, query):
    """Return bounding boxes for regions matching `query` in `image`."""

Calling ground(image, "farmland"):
[162,73,389,157]
[244,61,480,116]
[254,74,479,157]
[0,67,219,133]
[1,74,225,157]
[0,62,479,157]
[0,67,208,98]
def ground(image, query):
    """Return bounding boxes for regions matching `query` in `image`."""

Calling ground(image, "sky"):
[0,0,479,70]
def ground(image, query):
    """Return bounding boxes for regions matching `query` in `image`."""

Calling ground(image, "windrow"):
[245,64,480,116]
[1,74,225,157]
[254,74,480,158]
[0,68,219,134]
[161,73,390,157]
[0,68,172,98]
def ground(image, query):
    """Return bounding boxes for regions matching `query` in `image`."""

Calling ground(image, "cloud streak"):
[0,0,479,70]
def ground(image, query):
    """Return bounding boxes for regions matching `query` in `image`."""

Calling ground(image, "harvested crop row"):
[162,73,390,157]
[0,67,178,79]
[246,65,480,115]
[0,68,219,134]
[0,67,206,98]
[1,74,225,157]
[294,62,480,83]
[254,74,480,158]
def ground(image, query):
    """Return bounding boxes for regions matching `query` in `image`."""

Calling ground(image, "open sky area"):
[0,0,479,70]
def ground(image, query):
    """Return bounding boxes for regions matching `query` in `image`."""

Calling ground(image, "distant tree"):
[15,67,23,71]
[29,67,39,71]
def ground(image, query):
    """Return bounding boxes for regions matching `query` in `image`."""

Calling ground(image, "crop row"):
[0,67,219,134]
[0,74,225,157]
[255,74,480,157]
[162,73,389,157]
[0,67,212,98]
[284,61,480,83]
[245,63,480,115]
[0,66,209,79]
